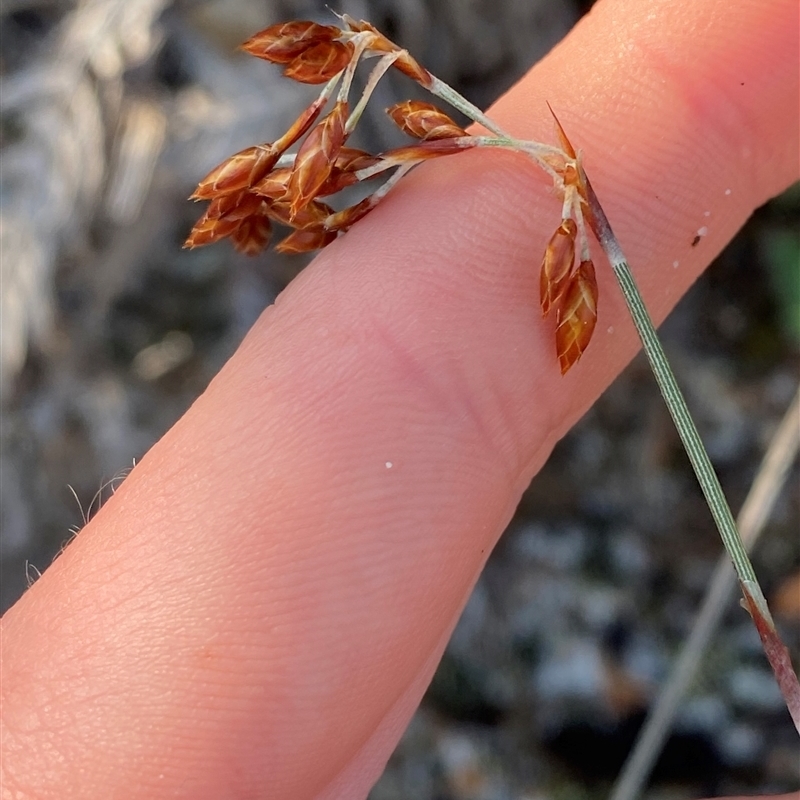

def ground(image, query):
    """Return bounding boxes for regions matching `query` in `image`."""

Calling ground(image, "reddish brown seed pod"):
[283,40,354,84]
[324,196,378,232]
[191,145,279,200]
[252,168,292,201]
[230,214,273,256]
[379,138,477,167]
[387,100,467,141]
[203,190,265,220]
[555,258,598,374]
[540,218,578,317]
[332,147,381,172]
[183,192,268,249]
[241,21,341,64]
[313,147,382,195]
[271,94,330,155]
[391,53,433,88]
[286,101,349,218]
[266,198,335,231]
[275,228,337,254]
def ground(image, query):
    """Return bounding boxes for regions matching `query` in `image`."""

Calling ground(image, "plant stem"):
[582,172,800,733]
[610,386,800,800]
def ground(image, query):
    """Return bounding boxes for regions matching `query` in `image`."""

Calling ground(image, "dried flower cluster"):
[185,16,598,373]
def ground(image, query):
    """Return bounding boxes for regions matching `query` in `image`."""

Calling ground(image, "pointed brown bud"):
[283,40,354,84]
[204,190,264,220]
[183,192,268,250]
[555,259,598,374]
[230,215,272,256]
[387,100,467,141]
[333,148,381,172]
[272,93,329,154]
[324,196,377,232]
[286,101,348,218]
[540,218,577,317]
[252,168,292,201]
[392,52,433,87]
[241,21,341,64]
[191,145,279,200]
[275,228,337,254]
[266,199,334,230]
[378,138,477,169]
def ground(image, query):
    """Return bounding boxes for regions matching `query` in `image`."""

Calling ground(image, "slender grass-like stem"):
[610,386,800,800]
[582,171,800,733]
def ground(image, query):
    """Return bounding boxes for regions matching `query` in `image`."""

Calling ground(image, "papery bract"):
[184,192,267,249]
[283,40,354,84]
[555,259,598,374]
[387,100,467,141]
[276,228,337,254]
[230,215,273,255]
[191,145,279,200]
[540,219,577,317]
[286,101,349,218]
[241,21,341,64]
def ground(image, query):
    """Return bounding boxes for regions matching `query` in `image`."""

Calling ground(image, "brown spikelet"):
[555,259,598,374]
[286,101,348,218]
[191,145,279,200]
[183,211,229,249]
[267,199,335,230]
[241,21,341,64]
[540,219,577,317]
[324,196,377,232]
[276,228,337,254]
[203,190,265,220]
[391,53,433,87]
[230,215,273,256]
[283,40,354,84]
[333,148,381,172]
[272,94,330,154]
[378,138,477,168]
[252,168,292,201]
[183,192,267,249]
[387,100,467,141]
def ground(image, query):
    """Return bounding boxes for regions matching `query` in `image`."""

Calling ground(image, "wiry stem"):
[581,169,800,734]
[610,386,800,800]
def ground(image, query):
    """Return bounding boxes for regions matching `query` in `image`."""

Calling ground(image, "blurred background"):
[1,1,798,797]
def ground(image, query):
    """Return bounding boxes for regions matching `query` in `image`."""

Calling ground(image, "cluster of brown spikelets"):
[185,16,598,373]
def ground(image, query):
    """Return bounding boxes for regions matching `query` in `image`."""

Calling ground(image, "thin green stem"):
[585,176,757,582]
[582,172,800,733]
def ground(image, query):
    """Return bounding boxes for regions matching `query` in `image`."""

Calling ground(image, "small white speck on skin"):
[697,226,709,237]
[673,260,680,269]
[704,210,711,217]
[725,188,732,195]
[607,326,614,334]
[385,461,393,469]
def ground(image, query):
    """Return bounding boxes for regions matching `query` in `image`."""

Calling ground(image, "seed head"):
[230,215,273,255]
[555,259,598,374]
[540,218,577,317]
[241,21,341,64]
[191,145,279,200]
[387,100,467,141]
[276,228,337,254]
[283,40,354,84]
[286,101,349,219]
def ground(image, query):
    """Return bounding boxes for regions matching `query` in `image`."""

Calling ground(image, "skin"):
[2,0,798,797]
